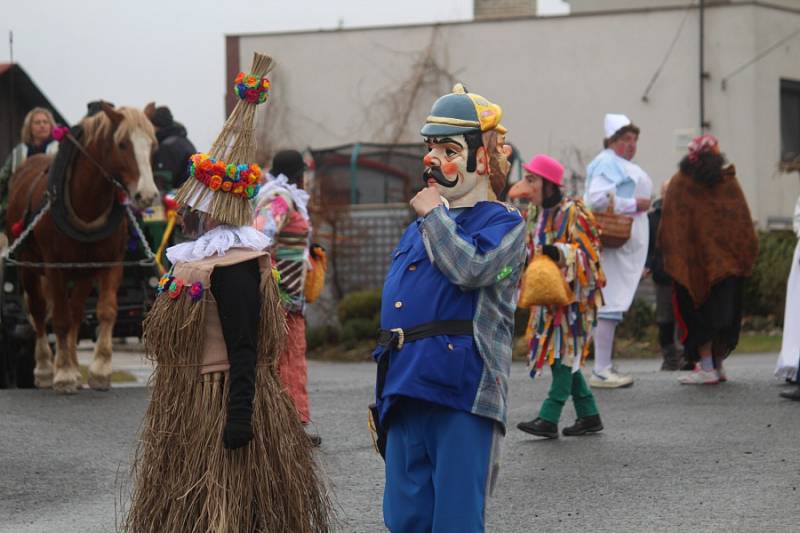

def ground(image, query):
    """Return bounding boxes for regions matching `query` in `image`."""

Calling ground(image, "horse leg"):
[22,270,53,389]
[67,278,93,390]
[88,265,122,391]
[48,272,81,394]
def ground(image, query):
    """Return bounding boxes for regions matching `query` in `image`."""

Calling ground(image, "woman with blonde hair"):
[0,107,59,232]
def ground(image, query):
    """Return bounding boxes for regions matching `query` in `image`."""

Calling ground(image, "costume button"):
[409,264,417,271]
[447,343,454,351]
[394,301,403,309]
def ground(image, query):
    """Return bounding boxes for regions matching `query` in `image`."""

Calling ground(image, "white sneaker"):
[679,368,720,385]
[589,368,634,389]
[714,357,728,382]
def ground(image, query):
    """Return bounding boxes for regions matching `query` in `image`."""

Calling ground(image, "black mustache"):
[423,167,458,188]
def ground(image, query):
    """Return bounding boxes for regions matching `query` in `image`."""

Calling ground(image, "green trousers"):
[538,361,599,424]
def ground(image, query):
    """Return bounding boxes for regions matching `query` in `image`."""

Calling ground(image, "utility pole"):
[699,0,706,132]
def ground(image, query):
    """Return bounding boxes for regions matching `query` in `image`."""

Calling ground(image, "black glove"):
[541,244,560,263]
[223,419,253,450]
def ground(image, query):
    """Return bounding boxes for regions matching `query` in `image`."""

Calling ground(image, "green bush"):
[340,316,381,349]
[616,298,656,341]
[306,325,340,351]
[743,230,795,325]
[337,288,382,323]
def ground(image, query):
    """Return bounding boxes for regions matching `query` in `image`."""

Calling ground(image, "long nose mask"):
[422,167,458,188]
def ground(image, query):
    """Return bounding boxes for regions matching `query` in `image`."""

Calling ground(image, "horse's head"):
[93,103,159,208]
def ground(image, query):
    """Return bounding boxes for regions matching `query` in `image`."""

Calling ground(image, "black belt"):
[370,320,473,459]
[376,320,474,352]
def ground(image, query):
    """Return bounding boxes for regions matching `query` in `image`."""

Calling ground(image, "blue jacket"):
[585,149,636,199]
[375,201,526,428]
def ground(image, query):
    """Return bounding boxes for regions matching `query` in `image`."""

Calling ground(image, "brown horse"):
[5,103,158,394]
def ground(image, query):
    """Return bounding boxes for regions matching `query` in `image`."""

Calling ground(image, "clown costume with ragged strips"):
[510,154,606,440]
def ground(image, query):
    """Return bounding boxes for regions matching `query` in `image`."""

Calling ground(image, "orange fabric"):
[304,248,327,304]
[277,312,310,423]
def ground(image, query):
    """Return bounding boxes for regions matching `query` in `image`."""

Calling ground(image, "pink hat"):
[522,154,564,186]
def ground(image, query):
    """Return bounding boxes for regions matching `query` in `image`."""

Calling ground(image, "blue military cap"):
[421,83,507,137]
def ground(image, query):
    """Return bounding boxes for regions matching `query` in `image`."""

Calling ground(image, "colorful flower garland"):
[234,72,270,104]
[188,153,261,200]
[158,273,205,303]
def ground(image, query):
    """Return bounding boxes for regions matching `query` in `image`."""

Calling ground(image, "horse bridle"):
[64,131,128,194]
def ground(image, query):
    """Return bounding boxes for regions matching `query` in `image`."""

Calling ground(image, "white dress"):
[775,196,800,380]
[586,155,652,316]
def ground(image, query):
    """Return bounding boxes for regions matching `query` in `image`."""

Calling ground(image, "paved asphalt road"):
[1,353,798,532]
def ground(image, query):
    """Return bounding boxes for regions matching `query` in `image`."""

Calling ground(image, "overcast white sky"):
[3,0,567,149]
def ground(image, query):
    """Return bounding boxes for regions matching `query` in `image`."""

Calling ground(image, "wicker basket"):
[593,202,633,249]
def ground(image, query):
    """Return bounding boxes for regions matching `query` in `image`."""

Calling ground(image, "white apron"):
[775,238,800,380]
[599,160,652,315]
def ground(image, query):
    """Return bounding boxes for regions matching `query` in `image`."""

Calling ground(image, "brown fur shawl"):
[657,165,758,307]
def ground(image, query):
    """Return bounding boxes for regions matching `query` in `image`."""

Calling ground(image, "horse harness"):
[2,125,155,269]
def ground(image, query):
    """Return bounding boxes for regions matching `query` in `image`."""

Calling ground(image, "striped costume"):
[253,175,312,422]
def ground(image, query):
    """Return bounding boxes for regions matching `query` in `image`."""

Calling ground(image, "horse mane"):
[82,107,156,147]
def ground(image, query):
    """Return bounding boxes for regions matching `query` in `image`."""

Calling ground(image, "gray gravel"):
[1,353,798,532]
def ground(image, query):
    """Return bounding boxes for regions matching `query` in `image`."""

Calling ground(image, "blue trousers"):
[383,398,497,533]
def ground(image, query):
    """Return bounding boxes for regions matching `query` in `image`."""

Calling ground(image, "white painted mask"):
[422,134,490,209]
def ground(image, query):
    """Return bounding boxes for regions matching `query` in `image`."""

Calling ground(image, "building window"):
[781,79,800,170]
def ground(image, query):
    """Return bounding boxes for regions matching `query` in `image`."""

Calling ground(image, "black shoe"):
[779,388,800,401]
[517,418,558,439]
[660,359,680,371]
[562,415,603,436]
[307,433,322,447]
[660,346,680,371]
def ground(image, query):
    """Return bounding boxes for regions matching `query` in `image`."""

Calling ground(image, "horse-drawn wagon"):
[0,216,166,387]
[0,104,172,390]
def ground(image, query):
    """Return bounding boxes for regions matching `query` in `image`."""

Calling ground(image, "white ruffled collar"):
[256,172,310,221]
[166,225,272,264]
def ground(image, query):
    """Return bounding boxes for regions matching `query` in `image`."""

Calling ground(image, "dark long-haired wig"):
[679,152,726,186]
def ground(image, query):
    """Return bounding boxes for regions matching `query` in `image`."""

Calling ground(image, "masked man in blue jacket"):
[373,84,526,532]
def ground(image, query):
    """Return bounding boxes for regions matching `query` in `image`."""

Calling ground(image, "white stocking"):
[593,318,617,373]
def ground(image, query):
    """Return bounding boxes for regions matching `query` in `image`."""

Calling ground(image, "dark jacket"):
[646,198,671,285]
[153,122,196,190]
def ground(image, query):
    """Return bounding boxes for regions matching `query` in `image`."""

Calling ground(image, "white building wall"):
[237,2,800,224]
[754,5,800,223]
[704,4,760,217]
[568,0,800,13]
[568,0,697,12]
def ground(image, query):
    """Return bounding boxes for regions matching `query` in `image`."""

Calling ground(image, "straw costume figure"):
[124,53,331,533]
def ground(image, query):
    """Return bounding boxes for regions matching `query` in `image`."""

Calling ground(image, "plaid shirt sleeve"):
[419,205,525,289]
